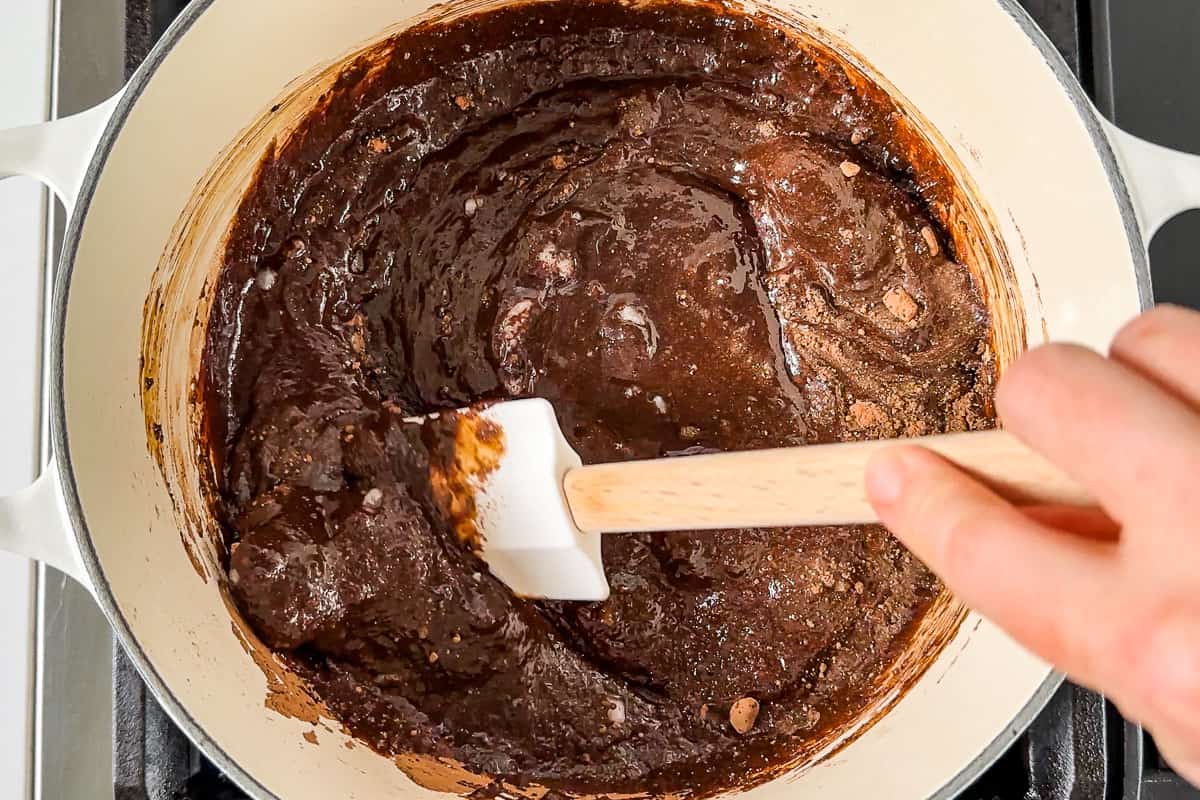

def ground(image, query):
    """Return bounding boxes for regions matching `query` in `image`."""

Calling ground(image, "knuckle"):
[1142,615,1200,733]
[1110,306,1185,356]
[1030,606,1087,675]
[1108,611,1155,672]
[998,344,1084,410]
[889,449,944,521]
[1105,602,1200,737]
[1152,737,1200,786]
[1040,598,1134,688]
[934,507,985,584]
[1019,343,1087,378]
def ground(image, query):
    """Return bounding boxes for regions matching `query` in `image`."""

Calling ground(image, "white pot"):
[0,1,1197,798]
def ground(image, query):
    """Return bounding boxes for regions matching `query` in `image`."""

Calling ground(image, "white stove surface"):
[0,1,53,797]
[2,1,123,798]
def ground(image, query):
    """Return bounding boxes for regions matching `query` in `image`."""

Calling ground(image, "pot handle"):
[0,463,90,589]
[1102,118,1200,242]
[0,96,122,594]
[0,93,122,214]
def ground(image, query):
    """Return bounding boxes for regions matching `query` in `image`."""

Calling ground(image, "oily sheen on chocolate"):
[203,1,996,794]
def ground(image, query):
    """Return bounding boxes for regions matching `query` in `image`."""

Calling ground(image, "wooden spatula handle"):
[562,429,1090,533]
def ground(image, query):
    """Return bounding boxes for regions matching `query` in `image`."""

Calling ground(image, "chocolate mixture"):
[204,1,995,794]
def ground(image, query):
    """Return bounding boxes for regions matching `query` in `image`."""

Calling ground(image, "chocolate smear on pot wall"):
[222,593,328,726]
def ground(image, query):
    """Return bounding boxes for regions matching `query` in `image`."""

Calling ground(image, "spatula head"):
[473,399,609,601]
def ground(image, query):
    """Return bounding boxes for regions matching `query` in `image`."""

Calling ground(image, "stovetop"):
[39,1,1198,798]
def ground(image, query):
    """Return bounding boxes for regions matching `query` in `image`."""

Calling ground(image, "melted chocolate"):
[204,1,995,794]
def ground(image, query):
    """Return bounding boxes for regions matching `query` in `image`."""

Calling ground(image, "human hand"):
[865,304,1200,786]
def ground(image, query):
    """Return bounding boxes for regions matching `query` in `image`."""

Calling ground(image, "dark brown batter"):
[203,1,996,794]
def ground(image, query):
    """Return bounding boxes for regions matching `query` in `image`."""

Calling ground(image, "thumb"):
[865,445,1118,689]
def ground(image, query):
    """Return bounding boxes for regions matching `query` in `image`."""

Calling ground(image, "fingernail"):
[866,450,910,507]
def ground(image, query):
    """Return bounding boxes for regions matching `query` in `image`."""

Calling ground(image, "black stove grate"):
[112,1,1200,798]
[113,644,1157,800]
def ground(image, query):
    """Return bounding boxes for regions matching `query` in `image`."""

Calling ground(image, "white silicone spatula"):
[454,398,1089,601]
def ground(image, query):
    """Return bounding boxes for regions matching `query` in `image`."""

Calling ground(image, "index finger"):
[1110,305,1200,410]
[996,344,1200,526]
